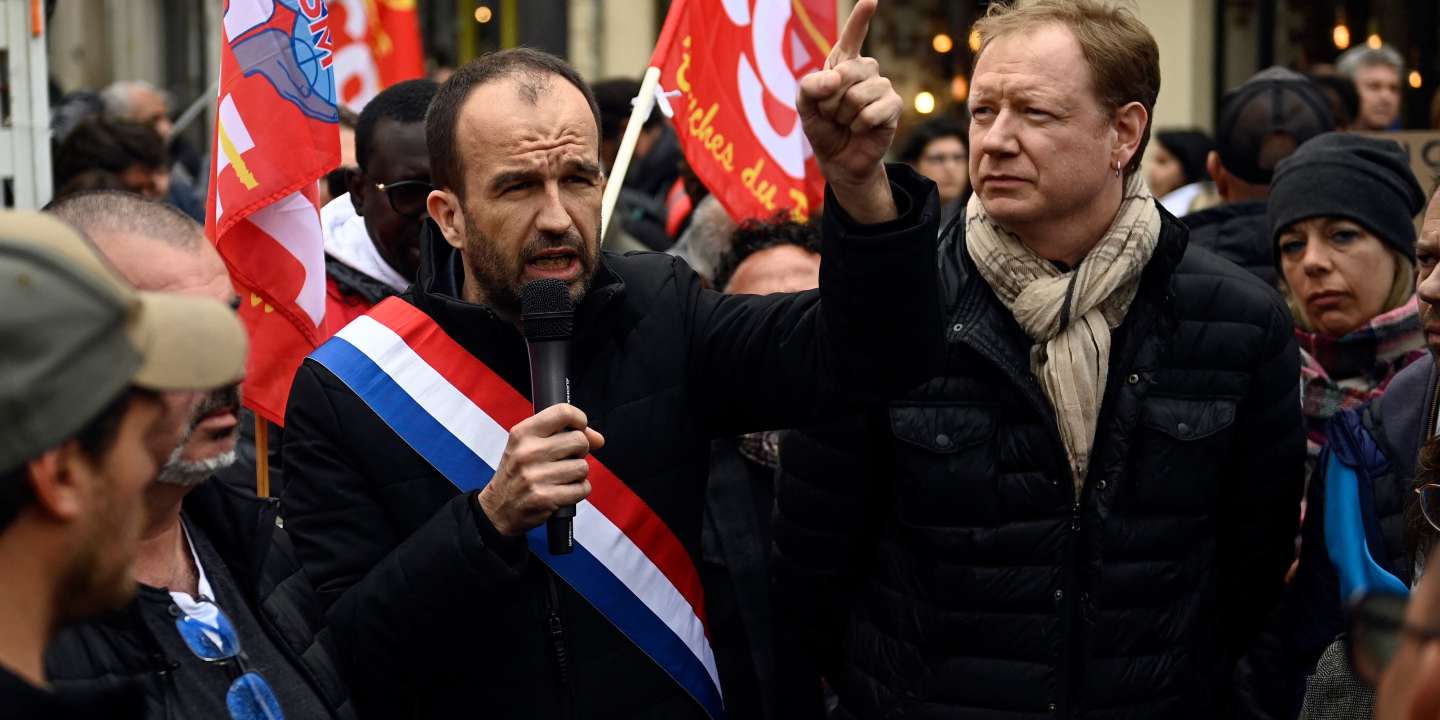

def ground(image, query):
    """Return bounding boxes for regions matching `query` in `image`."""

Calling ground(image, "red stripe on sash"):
[368,299,709,630]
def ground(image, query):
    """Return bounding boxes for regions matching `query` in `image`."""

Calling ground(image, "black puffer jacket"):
[45,480,355,720]
[1182,200,1276,287]
[775,206,1305,719]
[281,167,942,718]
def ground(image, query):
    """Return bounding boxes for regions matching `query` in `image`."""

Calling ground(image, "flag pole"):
[255,416,270,498]
[600,65,662,242]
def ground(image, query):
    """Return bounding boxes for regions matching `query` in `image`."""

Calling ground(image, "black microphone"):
[521,279,577,555]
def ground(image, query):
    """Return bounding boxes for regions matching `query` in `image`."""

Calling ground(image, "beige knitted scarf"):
[965,172,1162,492]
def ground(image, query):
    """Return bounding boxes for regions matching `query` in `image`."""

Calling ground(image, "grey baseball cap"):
[0,211,247,472]
[1216,67,1335,185]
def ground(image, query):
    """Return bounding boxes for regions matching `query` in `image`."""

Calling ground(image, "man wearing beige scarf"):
[774,1,1305,718]
[967,172,1161,491]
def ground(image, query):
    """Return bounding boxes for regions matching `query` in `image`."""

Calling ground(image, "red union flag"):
[326,0,425,109]
[651,0,838,223]
[207,0,341,426]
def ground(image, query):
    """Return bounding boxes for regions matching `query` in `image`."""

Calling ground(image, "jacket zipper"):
[1428,375,1440,438]
[544,573,575,719]
[254,499,343,719]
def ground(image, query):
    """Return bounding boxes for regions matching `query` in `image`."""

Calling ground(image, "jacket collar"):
[1373,356,1440,465]
[1181,199,1266,231]
[78,480,275,637]
[326,256,400,305]
[941,200,1187,326]
[180,479,276,602]
[939,200,1187,415]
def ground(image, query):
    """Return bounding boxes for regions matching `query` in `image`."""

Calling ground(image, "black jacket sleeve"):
[1235,449,1348,720]
[1224,300,1306,714]
[771,412,889,713]
[281,362,530,714]
[685,164,943,436]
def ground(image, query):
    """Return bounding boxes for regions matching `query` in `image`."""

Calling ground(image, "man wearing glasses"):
[1239,185,1440,717]
[321,79,439,335]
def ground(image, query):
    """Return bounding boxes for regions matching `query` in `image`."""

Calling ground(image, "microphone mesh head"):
[521,279,574,340]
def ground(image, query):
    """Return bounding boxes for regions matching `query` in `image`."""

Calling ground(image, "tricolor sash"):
[309,298,724,718]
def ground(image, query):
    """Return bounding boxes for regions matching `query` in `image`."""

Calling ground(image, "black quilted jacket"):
[774,206,1306,719]
[280,166,943,718]
[1182,200,1276,287]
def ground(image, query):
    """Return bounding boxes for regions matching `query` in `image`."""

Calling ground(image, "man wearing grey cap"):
[40,191,355,720]
[1184,66,1336,286]
[0,211,246,719]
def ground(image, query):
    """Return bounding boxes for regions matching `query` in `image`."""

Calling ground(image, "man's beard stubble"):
[56,474,143,621]
[460,207,600,318]
[156,383,241,487]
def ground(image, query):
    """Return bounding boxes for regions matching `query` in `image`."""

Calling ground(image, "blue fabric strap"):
[1324,449,1408,601]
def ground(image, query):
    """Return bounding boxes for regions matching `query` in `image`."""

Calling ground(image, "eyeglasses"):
[1347,592,1440,685]
[374,180,433,218]
[1416,484,1440,533]
[174,599,285,720]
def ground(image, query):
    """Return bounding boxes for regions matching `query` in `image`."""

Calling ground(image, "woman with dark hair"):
[54,117,170,200]
[1147,129,1213,216]
[898,116,968,229]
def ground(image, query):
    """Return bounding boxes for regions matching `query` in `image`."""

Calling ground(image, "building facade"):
[35,0,1440,180]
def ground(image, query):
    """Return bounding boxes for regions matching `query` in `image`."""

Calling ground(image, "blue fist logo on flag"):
[225,0,340,123]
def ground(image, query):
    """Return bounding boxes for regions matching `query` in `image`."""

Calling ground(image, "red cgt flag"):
[650,0,838,223]
[327,0,426,110]
[207,0,341,426]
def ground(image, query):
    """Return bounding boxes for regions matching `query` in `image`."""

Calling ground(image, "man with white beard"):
[40,192,355,720]
[156,382,243,486]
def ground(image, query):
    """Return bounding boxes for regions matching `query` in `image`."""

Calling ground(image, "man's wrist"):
[828,165,897,225]
[475,487,519,538]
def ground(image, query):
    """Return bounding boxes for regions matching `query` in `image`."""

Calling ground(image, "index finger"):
[826,0,878,69]
[524,403,589,436]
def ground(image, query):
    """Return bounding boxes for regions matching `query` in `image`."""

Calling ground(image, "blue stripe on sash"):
[311,337,496,492]
[310,336,725,719]
[528,537,725,717]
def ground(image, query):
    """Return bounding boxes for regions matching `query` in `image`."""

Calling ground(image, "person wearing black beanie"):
[1269,132,1426,273]
[1266,131,1428,466]
[1238,148,1437,720]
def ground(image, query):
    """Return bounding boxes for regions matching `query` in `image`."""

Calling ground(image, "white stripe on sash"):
[334,315,722,693]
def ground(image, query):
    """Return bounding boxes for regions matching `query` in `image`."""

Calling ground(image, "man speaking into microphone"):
[281,2,938,717]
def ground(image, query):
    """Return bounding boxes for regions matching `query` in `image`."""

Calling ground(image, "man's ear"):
[24,446,87,523]
[1206,151,1232,199]
[426,189,467,251]
[347,168,365,215]
[1113,101,1148,171]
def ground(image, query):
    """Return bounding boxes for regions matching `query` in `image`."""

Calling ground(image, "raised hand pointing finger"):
[826,0,878,69]
[799,0,898,225]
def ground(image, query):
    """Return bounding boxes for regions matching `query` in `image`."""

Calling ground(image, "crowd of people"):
[7,0,1440,718]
